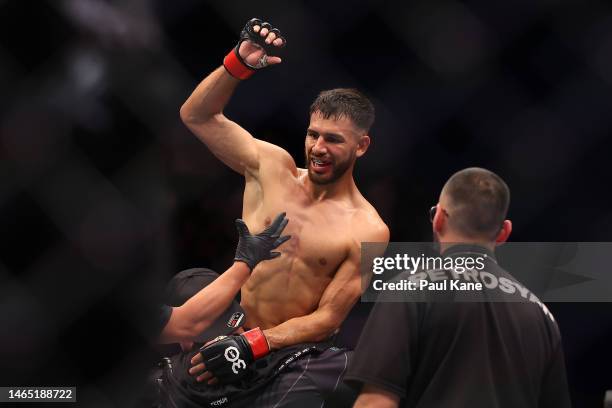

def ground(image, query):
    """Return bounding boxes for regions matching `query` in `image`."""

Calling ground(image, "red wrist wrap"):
[242,327,270,360]
[223,48,255,80]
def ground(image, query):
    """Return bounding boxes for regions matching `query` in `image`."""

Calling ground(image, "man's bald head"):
[440,167,510,240]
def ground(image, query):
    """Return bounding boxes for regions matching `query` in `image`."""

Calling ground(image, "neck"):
[304,168,356,201]
[438,233,496,253]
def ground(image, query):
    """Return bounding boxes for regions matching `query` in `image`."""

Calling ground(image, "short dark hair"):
[442,167,510,239]
[309,88,375,132]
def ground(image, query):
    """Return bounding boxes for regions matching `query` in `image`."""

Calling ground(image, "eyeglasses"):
[429,205,449,223]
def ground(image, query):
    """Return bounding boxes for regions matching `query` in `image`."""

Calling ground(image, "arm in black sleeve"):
[158,304,173,334]
[344,299,422,399]
[539,341,572,408]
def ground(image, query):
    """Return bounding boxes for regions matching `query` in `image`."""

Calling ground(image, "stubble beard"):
[305,151,355,185]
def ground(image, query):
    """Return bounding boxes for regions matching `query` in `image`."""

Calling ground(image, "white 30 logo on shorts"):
[224,346,246,374]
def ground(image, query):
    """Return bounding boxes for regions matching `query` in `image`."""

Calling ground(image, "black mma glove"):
[223,18,286,79]
[199,327,270,384]
[234,212,290,271]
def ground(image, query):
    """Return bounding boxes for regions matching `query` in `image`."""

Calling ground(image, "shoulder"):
[254,139,298,176]
[350,201,390,244]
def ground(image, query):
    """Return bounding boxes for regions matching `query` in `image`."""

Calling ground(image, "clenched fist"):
[224,18,286,79]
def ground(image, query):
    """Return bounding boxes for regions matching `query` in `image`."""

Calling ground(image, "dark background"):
[1,0,611,406]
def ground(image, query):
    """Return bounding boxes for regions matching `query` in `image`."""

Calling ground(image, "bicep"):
[185,113,260,175]
[317,254,362,328]
[317,223,390,325]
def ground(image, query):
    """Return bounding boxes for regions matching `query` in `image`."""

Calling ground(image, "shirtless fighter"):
[178,18,389,407]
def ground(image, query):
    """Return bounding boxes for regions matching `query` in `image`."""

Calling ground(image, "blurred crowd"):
[1,0,611,406]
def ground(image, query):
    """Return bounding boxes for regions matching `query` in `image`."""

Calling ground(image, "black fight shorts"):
[156,341,355,408]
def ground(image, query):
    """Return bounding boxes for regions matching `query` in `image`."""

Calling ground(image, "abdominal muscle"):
[240,255,334,329]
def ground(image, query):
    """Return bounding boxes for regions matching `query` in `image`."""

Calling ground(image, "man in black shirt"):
[345,167,571,408]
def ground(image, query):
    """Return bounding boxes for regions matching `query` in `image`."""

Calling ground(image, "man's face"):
[304,112,364,185]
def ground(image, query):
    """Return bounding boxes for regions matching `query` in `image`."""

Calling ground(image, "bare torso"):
[241,164,379,329]
[180,65,388,346]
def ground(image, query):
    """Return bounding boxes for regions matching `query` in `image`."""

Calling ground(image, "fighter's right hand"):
[223,18,286,80]
[234,212,290,271]
[194,327,270,384]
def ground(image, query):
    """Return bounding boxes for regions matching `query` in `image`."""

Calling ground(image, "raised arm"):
[180,67,258,175]
[179,19,285,176]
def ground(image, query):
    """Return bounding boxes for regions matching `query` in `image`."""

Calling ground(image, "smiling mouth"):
[311,157,332,170]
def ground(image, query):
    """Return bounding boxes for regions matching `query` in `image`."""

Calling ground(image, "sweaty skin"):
[241,149,385,331]
[181,63,389,351]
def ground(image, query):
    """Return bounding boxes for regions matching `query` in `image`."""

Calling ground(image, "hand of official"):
[190,328,270,384]
[234,212,290,271]
[223,18,286,79]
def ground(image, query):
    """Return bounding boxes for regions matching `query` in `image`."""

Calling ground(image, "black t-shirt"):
[345,245,571,408]
[158,304,172,334]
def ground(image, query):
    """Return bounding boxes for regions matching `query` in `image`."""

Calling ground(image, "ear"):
[355,134,371,158]
[433,204,446,235]
[495,220,512,243]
